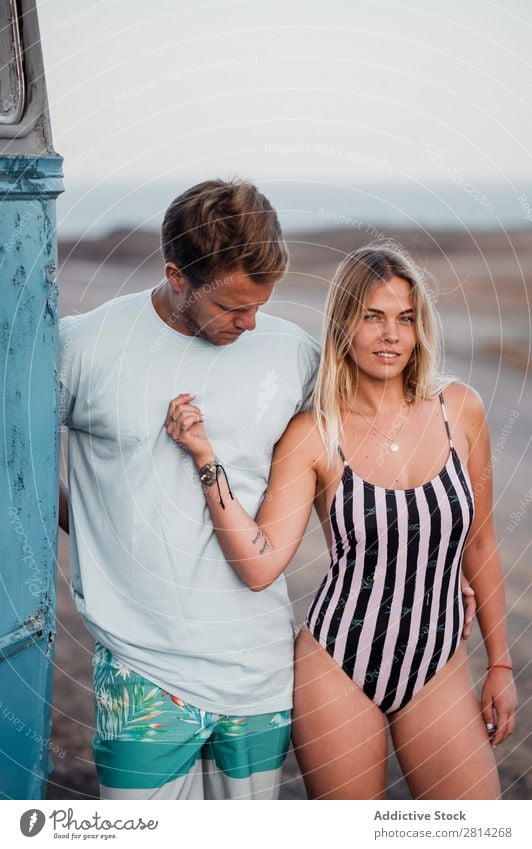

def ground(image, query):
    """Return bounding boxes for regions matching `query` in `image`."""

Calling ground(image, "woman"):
[165,244,517,799]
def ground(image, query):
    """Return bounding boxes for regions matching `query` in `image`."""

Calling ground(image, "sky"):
[35,0,532,193]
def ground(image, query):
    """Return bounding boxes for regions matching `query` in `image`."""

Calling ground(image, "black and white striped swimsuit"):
[305,393,475,714]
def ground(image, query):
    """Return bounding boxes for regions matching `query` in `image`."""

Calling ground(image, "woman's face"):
[349,275,418,382]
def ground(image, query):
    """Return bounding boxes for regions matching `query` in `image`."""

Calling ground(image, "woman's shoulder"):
[275,410,325,465]
[440,381,487,443]
[441,380,485,416]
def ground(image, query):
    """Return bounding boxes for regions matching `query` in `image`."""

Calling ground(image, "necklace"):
[349,400,412,453]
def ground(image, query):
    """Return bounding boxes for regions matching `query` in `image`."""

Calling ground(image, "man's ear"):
[165,262,187,294]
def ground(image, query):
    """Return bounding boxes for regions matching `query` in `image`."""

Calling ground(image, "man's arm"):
[59,479,69,534]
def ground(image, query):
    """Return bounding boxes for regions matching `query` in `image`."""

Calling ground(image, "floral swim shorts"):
[92,643,292,799]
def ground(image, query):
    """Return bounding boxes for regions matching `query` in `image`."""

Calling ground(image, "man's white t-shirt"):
[60,288,320,715]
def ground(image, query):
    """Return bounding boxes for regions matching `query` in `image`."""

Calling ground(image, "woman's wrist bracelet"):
[487,663,513,672]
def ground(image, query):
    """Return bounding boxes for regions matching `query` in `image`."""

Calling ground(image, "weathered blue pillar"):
[0,0,63,799]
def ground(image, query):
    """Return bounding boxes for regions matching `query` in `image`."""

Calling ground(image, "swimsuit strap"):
[340,395,454,459]
[337,445,348,464]
[438,392,454,449]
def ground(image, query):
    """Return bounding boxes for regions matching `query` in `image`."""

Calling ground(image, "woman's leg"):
[292,628,388,799]
[390,641,500,799]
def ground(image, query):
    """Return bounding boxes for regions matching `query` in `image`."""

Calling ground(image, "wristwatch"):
[198,459,219,487]
[198,458,234,510]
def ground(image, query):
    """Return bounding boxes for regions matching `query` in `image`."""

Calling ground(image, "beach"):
[47,225,531,800]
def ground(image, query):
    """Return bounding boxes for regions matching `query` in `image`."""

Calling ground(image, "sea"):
[55,178,532,240]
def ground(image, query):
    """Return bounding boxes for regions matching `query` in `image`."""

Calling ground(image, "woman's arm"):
[165,394,320,590]
[458,384,518,747]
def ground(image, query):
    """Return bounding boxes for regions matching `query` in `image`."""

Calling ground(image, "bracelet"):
[198,459,219,487]
[198,459,234,510]
[487,663,513,672]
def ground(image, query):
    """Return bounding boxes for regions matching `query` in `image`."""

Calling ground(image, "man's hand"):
[461,573,476,639]
[165,393,215,467]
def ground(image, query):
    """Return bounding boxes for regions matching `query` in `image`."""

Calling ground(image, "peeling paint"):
[46,630,55,657]
[0,609,48,660]
[14,470,25,492]
[24,609,47,631]
[12,263,26,284]
[0,153,63,799]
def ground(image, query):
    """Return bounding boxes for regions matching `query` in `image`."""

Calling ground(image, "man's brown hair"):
[161,178,288,286]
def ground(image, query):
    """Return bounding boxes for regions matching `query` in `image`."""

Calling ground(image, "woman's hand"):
[481,668,518,748]
[165,393,215,467]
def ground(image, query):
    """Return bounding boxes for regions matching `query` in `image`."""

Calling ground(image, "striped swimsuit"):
[305,393,475,714]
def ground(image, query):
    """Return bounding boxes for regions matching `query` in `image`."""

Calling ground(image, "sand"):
[46,226,531,800]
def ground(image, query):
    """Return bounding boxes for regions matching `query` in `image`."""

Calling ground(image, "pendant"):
[390,442,399,452]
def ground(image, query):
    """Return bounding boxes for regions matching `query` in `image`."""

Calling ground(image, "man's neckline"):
[148,287,216,346]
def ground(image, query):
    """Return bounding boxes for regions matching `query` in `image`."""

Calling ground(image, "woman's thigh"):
[389,641,500,800]
[292,627,388,800]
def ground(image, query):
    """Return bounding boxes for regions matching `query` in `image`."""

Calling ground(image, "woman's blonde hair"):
[312,242,454,466]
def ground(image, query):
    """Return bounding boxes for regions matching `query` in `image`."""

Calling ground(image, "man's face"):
[167,264,275,346]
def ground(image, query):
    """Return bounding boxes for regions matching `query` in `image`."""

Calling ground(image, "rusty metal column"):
[0,0,63,798]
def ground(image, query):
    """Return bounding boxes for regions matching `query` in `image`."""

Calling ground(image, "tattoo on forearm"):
[251,529,269,554]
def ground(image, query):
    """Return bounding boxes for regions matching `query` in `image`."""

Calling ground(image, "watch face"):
[200,464,217,486]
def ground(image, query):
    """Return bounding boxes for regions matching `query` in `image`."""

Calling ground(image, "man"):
[59,178,320,799]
